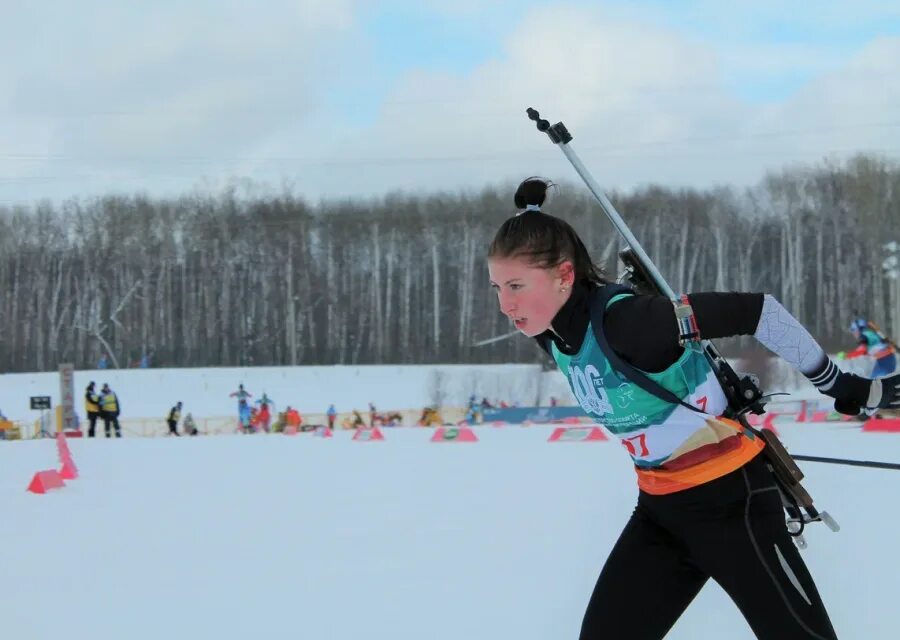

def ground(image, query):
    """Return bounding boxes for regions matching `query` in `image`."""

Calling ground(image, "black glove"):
[821,371,900,416]
[865,373,900,411]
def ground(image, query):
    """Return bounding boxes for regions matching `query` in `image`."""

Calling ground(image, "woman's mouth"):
[514,318,527,330]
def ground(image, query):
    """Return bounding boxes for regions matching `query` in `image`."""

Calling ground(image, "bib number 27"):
[621,433,649,457]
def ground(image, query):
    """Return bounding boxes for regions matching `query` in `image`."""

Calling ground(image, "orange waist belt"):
[636,418,766,496]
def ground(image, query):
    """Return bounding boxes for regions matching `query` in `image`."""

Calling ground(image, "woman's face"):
[488,257,573,337]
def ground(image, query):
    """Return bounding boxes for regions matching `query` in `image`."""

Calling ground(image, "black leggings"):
[101,412,121,438]
[87,412,99,437]
[580,455,837,640]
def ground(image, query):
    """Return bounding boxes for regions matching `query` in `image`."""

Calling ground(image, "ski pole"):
[471,330,519,347]
[791,454,900,471]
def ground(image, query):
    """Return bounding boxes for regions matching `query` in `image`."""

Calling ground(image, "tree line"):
[0,153,898,373]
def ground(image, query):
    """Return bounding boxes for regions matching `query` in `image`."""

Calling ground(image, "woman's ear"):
[557,260,575,288]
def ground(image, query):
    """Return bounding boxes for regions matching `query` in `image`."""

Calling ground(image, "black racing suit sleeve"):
[603,292,765,373]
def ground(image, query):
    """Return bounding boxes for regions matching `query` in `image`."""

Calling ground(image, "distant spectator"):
[249,406,261,431]
[99,383,121,438]
[285,406,302,430]
[326,404,337,430]
[139,352,151,368]
[0,408,10,440]
[465,395,481,425]
[85,381,101,438]
[230,384,253,407]
[184,413,199,436]
[550,396,558,407]
[417,407,443,426]
[352,409,365,428]
[238,399,253,434]
[98,354,109,369]
[256,401,272,433]
[167,401,183,436]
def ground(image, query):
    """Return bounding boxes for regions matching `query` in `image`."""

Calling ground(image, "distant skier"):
[841,317,897,378]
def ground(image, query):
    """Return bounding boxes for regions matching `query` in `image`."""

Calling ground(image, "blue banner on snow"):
[481,406,587,424]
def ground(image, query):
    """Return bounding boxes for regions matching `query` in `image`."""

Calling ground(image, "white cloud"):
[0,1,358,201]
[745,37,900,155]
[273,5,900,200]
[1,2,898,204]
[614,0,900,35]
[252,5,749,198]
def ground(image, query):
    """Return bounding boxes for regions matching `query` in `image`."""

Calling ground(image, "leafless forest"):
[1,154,898,373]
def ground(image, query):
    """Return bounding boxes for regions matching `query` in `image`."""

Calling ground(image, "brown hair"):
[488,177,608,285]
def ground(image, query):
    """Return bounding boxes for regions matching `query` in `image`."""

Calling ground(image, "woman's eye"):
[510,284,523,290]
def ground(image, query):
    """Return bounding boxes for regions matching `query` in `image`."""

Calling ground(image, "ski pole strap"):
[674,295,701,345]
[590,286,703,414]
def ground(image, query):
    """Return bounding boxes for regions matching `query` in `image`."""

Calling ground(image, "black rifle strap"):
[590,284,703,414]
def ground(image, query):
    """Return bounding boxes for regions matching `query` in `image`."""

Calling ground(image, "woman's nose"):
[498,291,517,316]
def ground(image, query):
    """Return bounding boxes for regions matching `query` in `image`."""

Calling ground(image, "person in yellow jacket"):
[99,383,121,438]
[166,401,183,436]
[85,381,101,437]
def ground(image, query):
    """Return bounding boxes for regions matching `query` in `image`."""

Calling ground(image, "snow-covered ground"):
[2,419,899,639]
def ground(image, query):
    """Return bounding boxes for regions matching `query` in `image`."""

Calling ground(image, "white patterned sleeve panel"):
[753,294,829,379]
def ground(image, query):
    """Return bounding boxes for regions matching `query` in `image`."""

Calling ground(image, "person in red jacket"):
[257,401,272,433]
[284,406,302,430]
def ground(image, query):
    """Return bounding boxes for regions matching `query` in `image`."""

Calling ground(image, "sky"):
[1,1,899,206]
[3,416,899,639]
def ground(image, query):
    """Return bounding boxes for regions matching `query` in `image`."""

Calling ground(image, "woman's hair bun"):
[514,177,553,210]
